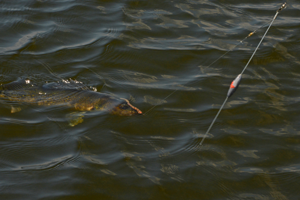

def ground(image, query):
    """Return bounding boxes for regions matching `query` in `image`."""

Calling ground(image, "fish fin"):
[1,79,32,91]
[42,80,91,91]
[11,106,22,113]
[66,112,85,127]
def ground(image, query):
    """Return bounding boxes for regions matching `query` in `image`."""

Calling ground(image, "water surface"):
[0,0,300,199]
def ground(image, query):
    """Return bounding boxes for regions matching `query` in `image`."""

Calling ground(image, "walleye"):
[0,79,142,125]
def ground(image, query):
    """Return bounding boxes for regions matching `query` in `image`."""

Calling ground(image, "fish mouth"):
[121,98,142,115]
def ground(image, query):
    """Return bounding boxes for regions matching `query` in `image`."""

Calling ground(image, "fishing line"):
[35,59,63,81]
[82,66,108,91]
[200,2,287,145]
[143,5,282,116]
[36,59,109,92]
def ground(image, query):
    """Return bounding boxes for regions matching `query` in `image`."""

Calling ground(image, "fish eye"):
[120,103,130,109]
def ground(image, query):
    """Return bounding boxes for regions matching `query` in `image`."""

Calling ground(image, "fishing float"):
[200,2,287,145]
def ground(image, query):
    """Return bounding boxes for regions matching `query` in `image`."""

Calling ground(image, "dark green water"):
[0,0,300,199]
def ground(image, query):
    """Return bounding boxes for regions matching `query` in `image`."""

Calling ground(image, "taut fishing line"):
[200,2,287,145]
[143,2,286,116]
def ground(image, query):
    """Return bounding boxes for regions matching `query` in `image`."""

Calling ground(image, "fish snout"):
[115,98,142,116]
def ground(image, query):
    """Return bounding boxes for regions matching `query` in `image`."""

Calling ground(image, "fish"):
[0,79,142,125]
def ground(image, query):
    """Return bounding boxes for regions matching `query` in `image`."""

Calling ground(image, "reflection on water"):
[0,0,300,199]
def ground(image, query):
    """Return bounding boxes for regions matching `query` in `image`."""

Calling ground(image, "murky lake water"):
[1,0,300,199]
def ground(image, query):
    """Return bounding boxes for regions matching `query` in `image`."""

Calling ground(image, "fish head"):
[111,98,142,116]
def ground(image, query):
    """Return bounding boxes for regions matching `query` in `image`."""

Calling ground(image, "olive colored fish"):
[0,79,142,125]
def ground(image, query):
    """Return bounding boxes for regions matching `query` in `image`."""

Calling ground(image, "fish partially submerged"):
[0,79,142,125]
